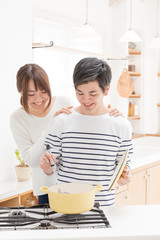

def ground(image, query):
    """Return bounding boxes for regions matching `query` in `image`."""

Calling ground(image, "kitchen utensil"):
[108,149,128,191]
[117,68,134,97]
[40,183,102,214]
[45,144,56,172]
[57,184,69,194]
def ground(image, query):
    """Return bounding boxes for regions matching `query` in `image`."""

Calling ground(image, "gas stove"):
[0,203,111,231]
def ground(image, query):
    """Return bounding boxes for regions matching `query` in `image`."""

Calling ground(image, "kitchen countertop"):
[132,136,160,169]
[0,179,32,201]
[0,136,160,200]
[1,136,160,201]
[0,204,160,239]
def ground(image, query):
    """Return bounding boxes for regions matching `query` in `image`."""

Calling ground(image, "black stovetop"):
[0,203,111,230]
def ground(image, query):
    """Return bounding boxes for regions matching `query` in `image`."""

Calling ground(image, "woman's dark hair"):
[73,57,112,93]
[16,63,52,113]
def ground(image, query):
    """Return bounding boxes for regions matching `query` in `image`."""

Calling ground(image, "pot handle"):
[95,185,103,192]
[40,187,49,193]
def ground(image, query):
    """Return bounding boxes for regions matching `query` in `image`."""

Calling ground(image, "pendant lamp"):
[119,0,142,42]
[73,0,100,40]
[150,0,160,48]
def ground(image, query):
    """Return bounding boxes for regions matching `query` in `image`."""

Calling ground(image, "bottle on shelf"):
[128,56,136,72]
[128,100,135,117]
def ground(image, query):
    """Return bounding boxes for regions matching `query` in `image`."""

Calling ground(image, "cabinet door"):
[147,165,160,204]
[127,170,146,205]
[115,190,129,205]
[115,170,146,206]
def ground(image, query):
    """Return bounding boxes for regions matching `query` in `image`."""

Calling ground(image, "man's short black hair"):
[73,57,112,93]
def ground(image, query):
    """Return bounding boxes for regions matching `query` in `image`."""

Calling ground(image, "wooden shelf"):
[128,71,141,76]
[132,134,146,139]
[157,73,160,77]
[128,48,141,55]
[128,94,141,98]
[128,115,140,120]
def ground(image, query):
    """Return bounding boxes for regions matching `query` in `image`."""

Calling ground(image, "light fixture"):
[73,0,100,41]
[150,0,160,48]
[119,0,142,42]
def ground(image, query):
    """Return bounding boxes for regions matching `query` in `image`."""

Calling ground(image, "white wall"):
[111,0,160,134]
[0,0,32,182]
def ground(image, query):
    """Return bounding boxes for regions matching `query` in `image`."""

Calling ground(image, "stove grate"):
[0,203,111,230]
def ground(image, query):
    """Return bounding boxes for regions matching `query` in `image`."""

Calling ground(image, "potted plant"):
[14,149,31,181]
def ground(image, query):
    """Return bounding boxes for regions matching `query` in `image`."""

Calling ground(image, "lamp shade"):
[73,23,101,41]
[150,37,160,48]
[119,29,142,42]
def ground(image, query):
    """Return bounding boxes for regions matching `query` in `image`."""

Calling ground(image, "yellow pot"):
[40,182,102,214]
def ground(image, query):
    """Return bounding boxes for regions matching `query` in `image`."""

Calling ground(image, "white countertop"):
[0,204,160,240]
[1,136,160,201]
[132,136,160,169]
[0,179,32,201]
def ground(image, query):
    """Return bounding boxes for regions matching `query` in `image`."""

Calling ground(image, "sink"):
[133,146,160,158]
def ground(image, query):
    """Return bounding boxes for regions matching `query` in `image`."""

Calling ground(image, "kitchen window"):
[32,18,103,105]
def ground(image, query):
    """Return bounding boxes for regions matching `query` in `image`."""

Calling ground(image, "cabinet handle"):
[125,195,129,199]
[148,173,151,177]
[144,175,148,179]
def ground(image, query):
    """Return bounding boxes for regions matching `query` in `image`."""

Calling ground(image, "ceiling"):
[32,0,111,32]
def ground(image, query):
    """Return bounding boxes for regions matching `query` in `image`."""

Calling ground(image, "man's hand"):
[117,165,131,186]
[40,151,56,175]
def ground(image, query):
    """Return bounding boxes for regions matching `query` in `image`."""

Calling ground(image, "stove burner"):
[8,210,26,217]
[38,220,58,229]
[40,220,51,228]
[0,203,111,230]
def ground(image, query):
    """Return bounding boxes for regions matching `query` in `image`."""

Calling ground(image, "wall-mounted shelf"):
[128,48,141,55]
[128,71,141,76]
[32,42,128,61]
[128,115,141,120]
[128,94,141,98]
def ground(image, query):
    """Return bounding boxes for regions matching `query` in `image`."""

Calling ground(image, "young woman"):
[10,63,123,204]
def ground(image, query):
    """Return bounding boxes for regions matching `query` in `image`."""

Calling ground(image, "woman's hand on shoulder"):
[54,106,73,117]
[107,104,124,117]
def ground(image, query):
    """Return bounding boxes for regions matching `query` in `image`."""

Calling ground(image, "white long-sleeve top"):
[45,109,133,206]
[10,96,72,196]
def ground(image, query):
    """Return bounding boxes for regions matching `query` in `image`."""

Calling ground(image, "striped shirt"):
[45,109,133,206]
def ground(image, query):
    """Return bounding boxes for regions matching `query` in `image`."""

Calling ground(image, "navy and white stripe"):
[45,111,133,206]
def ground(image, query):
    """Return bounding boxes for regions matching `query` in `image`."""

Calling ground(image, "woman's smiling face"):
[75,80,110,115]
[26,79,50,113]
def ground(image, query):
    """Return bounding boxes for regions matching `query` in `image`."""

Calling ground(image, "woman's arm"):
[10,112,49,168]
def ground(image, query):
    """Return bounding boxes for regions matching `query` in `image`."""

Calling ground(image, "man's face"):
[75,80,110,115]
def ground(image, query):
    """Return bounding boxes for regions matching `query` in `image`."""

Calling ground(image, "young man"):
[40,57,133,206]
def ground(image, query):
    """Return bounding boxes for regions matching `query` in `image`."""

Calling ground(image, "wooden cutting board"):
[117,68,134,98]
